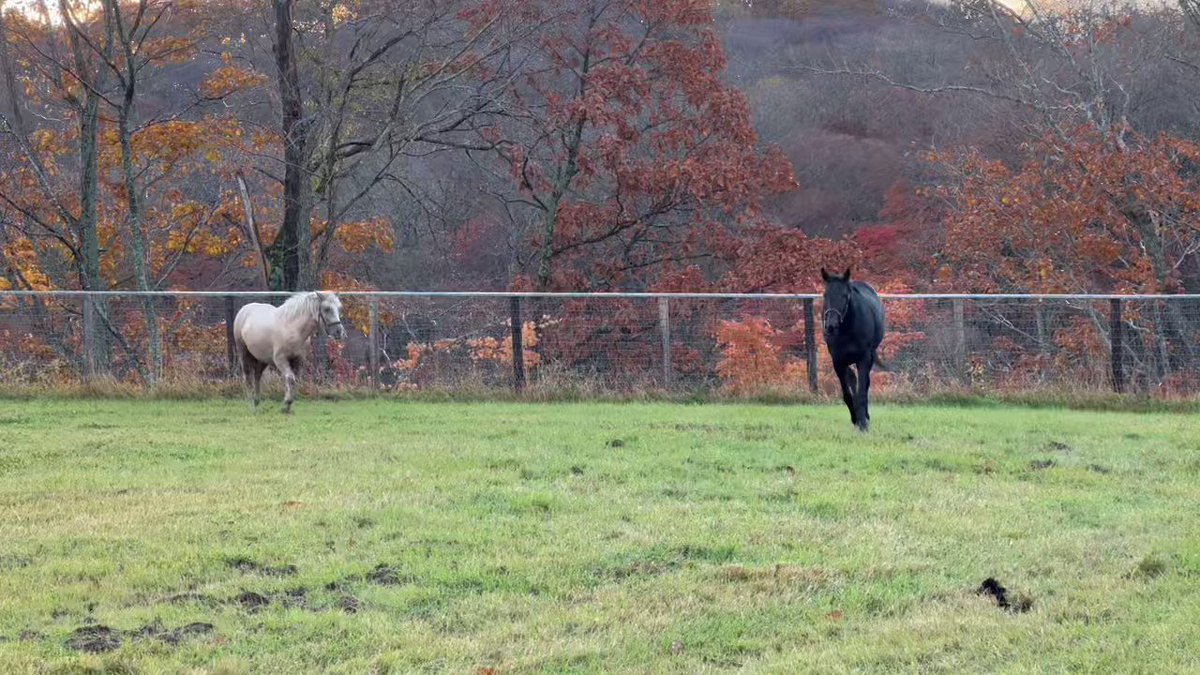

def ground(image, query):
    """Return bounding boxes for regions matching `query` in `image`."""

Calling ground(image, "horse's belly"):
[243,333,276,364]
[238,309,281,364]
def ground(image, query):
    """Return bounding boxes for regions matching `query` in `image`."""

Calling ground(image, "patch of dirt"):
[365,564,408,586]
[570,465,585,476]
[336,594,361,614]
[161,623,214,645]
[1087,464,1113,474]
[1029,459,1056,470]
[607,438,626,448]
[19,630,46,642]
[1046,441,1072,453]
[235,591,271,611]
[225,556,297,577]
[977,577,1033,613]
[279,587,310,609]
[65,625,122,653]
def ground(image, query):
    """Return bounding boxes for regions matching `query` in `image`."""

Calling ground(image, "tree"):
[1,0,114,369]
[245,0,538,291]
[478,0,797,291]
[934,126,1200,385]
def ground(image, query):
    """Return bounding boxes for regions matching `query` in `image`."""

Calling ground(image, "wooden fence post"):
[224,296,237,377]
[658,297,672,387]
[1110,298,1125,394]
[510,296,525,392]
[82,295,96,378]
[952,299,966,378]
[369,299,380,392]
[803,298,818,393]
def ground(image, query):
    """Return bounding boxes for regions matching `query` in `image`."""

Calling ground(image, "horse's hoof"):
[281,406,293,415]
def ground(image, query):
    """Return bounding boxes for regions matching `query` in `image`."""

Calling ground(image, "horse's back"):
[852,281,885,348]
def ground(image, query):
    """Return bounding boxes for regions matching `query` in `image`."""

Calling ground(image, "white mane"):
[277,291,333,322]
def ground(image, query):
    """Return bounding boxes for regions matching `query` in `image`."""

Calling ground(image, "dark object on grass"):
[977,577,1033,613]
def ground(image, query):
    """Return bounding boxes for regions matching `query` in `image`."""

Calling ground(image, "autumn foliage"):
[2,0,1200,396]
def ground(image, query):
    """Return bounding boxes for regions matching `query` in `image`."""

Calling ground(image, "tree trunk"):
[270,0,312,292]
[61,0,112,372]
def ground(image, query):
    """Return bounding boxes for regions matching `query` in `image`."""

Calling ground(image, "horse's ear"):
[820,267,831,283]
[842,268,851,281]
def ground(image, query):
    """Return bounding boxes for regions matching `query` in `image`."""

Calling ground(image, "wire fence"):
[1,291,1199,397]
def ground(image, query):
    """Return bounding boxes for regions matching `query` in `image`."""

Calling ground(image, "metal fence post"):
[369,298,380,391]
[803,297,818,393]
[224,296,237,377]
[658,297,672,387]
[1110,298,1125,393]
[510,296,525,392]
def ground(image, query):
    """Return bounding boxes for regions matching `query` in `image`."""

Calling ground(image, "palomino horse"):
[233,291,346,413]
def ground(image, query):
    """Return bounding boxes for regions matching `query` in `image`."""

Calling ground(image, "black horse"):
[820,268,885,431]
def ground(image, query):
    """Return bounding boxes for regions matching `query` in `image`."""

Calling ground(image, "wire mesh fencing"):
[1,291,1198,398]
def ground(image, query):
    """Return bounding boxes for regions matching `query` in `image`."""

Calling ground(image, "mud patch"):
[279,587,311,609]
[65,625,122,653]
[161,623,214,645]
[66,621,216,652]
[336,594,361,614]
[1029,459,1056,470]
[365,564,409,586]
[607,438,626,448]
[1046,441,1072,453]
[235,591,271,611]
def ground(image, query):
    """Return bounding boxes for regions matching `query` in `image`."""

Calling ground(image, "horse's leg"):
[274,353,297,414]
[252,360,266,410]
[239,345,257,410]
[834,360,857,426]
[855,354,874,432]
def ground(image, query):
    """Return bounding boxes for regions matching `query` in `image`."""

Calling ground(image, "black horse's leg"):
[834,361,857,426]
[856,354,874,431]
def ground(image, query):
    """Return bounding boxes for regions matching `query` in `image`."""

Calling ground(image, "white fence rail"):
[1,291,1198,396]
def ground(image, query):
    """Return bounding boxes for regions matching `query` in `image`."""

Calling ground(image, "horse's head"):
[315,292,347,340]
[820,267,852,336]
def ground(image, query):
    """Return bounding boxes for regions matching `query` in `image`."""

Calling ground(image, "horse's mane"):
[278,292,323,321]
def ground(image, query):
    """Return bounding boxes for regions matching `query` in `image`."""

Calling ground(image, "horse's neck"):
[279,309,319,340]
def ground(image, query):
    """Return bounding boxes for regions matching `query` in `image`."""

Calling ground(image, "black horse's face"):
[820,267,852,336]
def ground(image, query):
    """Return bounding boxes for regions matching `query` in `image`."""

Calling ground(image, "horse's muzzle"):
[327,322,347,340]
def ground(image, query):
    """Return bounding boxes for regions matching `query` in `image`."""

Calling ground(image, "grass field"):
[0,399,1197,674]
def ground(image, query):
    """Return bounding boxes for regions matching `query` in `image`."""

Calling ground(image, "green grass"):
[0,400,1197,674]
